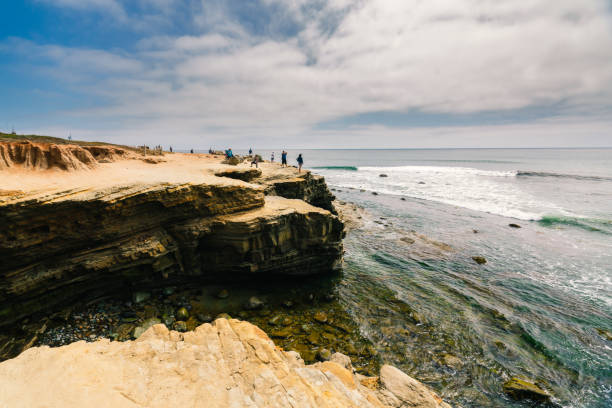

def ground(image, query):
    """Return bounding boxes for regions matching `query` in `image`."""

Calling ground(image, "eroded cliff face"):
[0,318,452,408]
[0,161,343,326]
[0,141,134,171]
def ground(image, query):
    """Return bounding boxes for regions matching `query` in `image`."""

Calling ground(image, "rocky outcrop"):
[0,179,343,326]
[0,141,135,170]
[502,377,551,403]
[215,167,262,181]
[256,170,336,213]
[0,318,451,408]
[172,196,343,277]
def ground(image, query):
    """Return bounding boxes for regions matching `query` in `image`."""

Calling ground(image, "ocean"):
[267,148,611,407]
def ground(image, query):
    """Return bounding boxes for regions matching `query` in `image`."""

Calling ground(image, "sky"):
[1,0,611,149]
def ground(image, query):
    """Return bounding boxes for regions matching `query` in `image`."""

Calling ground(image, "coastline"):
[0,139,454,407]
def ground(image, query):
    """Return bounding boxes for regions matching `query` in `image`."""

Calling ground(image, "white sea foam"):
[322,165,574,220]
[359,165,518,178]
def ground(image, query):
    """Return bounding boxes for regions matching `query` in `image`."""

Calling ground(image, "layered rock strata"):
[0,164,343,327]
[0,318,451,408]
[255,170,336,213]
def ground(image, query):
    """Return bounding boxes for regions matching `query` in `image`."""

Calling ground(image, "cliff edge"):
[0,144,342,327]
[0,318,451,408]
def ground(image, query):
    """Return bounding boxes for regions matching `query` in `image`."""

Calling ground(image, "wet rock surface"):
[503,377,551,403]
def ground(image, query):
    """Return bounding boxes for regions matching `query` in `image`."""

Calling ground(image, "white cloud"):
[11,0,612,146]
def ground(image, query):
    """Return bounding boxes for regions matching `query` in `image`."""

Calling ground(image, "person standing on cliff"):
[251,154,259,168]
[271,152,275,162]
[281,150,288,167]
[297,153,304,173]
[249,148,253,156]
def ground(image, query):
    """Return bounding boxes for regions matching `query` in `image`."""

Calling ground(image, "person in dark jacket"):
[281,150,288,167]
[297,154,304,173]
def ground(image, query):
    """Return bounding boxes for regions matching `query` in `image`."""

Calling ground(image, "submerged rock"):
[132,292,150,304]
[508,223,522,228]
[314,311,328,323]
[197,313,212,323]
[244,296,264,310]
[502,377,550,402]
[596,328,612,341]
[441,354,463,369]
[270,328,292,339]
[317,348,332,361]
[216,289,229,299]
[176,307,189,321]
[268,315,283,326]
[472,256,487,265]
[379,174,388,178]
[173,321,187,332]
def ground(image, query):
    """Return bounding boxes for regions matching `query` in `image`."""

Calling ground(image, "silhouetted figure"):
[271,152,275,162]
[281,150,288,167]
[297,154,303,173]
[169,146,173,152]
[190,149,194,154]
[249,148,253,155]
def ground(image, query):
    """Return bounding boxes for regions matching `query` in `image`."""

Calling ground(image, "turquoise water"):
[302,149,611,407]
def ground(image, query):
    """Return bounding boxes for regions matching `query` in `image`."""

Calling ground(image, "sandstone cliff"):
[0,140,135,170]
[0,146,343,327]
[0,318,451,408]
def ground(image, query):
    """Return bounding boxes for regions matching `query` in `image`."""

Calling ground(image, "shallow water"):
[307,148,611,407]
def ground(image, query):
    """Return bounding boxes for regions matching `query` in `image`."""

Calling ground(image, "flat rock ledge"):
[0,318,451,408]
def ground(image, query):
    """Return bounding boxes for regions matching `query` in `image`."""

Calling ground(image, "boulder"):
[176,307,189,321]
[508,223,521,228]
[378,364,451,408]
[472,256,487,265]
[502,377,550,402]
[3,319,453,407]
[133,318,161,339]
[221,156,241,165]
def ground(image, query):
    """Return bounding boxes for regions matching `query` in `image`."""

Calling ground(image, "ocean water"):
[299,149,611,407]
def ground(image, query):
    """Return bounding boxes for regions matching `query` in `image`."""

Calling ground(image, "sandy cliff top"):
[0,141,308,205]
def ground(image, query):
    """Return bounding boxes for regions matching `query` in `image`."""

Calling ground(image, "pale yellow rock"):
[0,319,452,408]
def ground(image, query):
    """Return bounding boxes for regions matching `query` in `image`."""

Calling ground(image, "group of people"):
[247,148,304,172]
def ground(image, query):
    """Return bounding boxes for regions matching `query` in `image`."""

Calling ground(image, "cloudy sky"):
[1,0,611,148]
